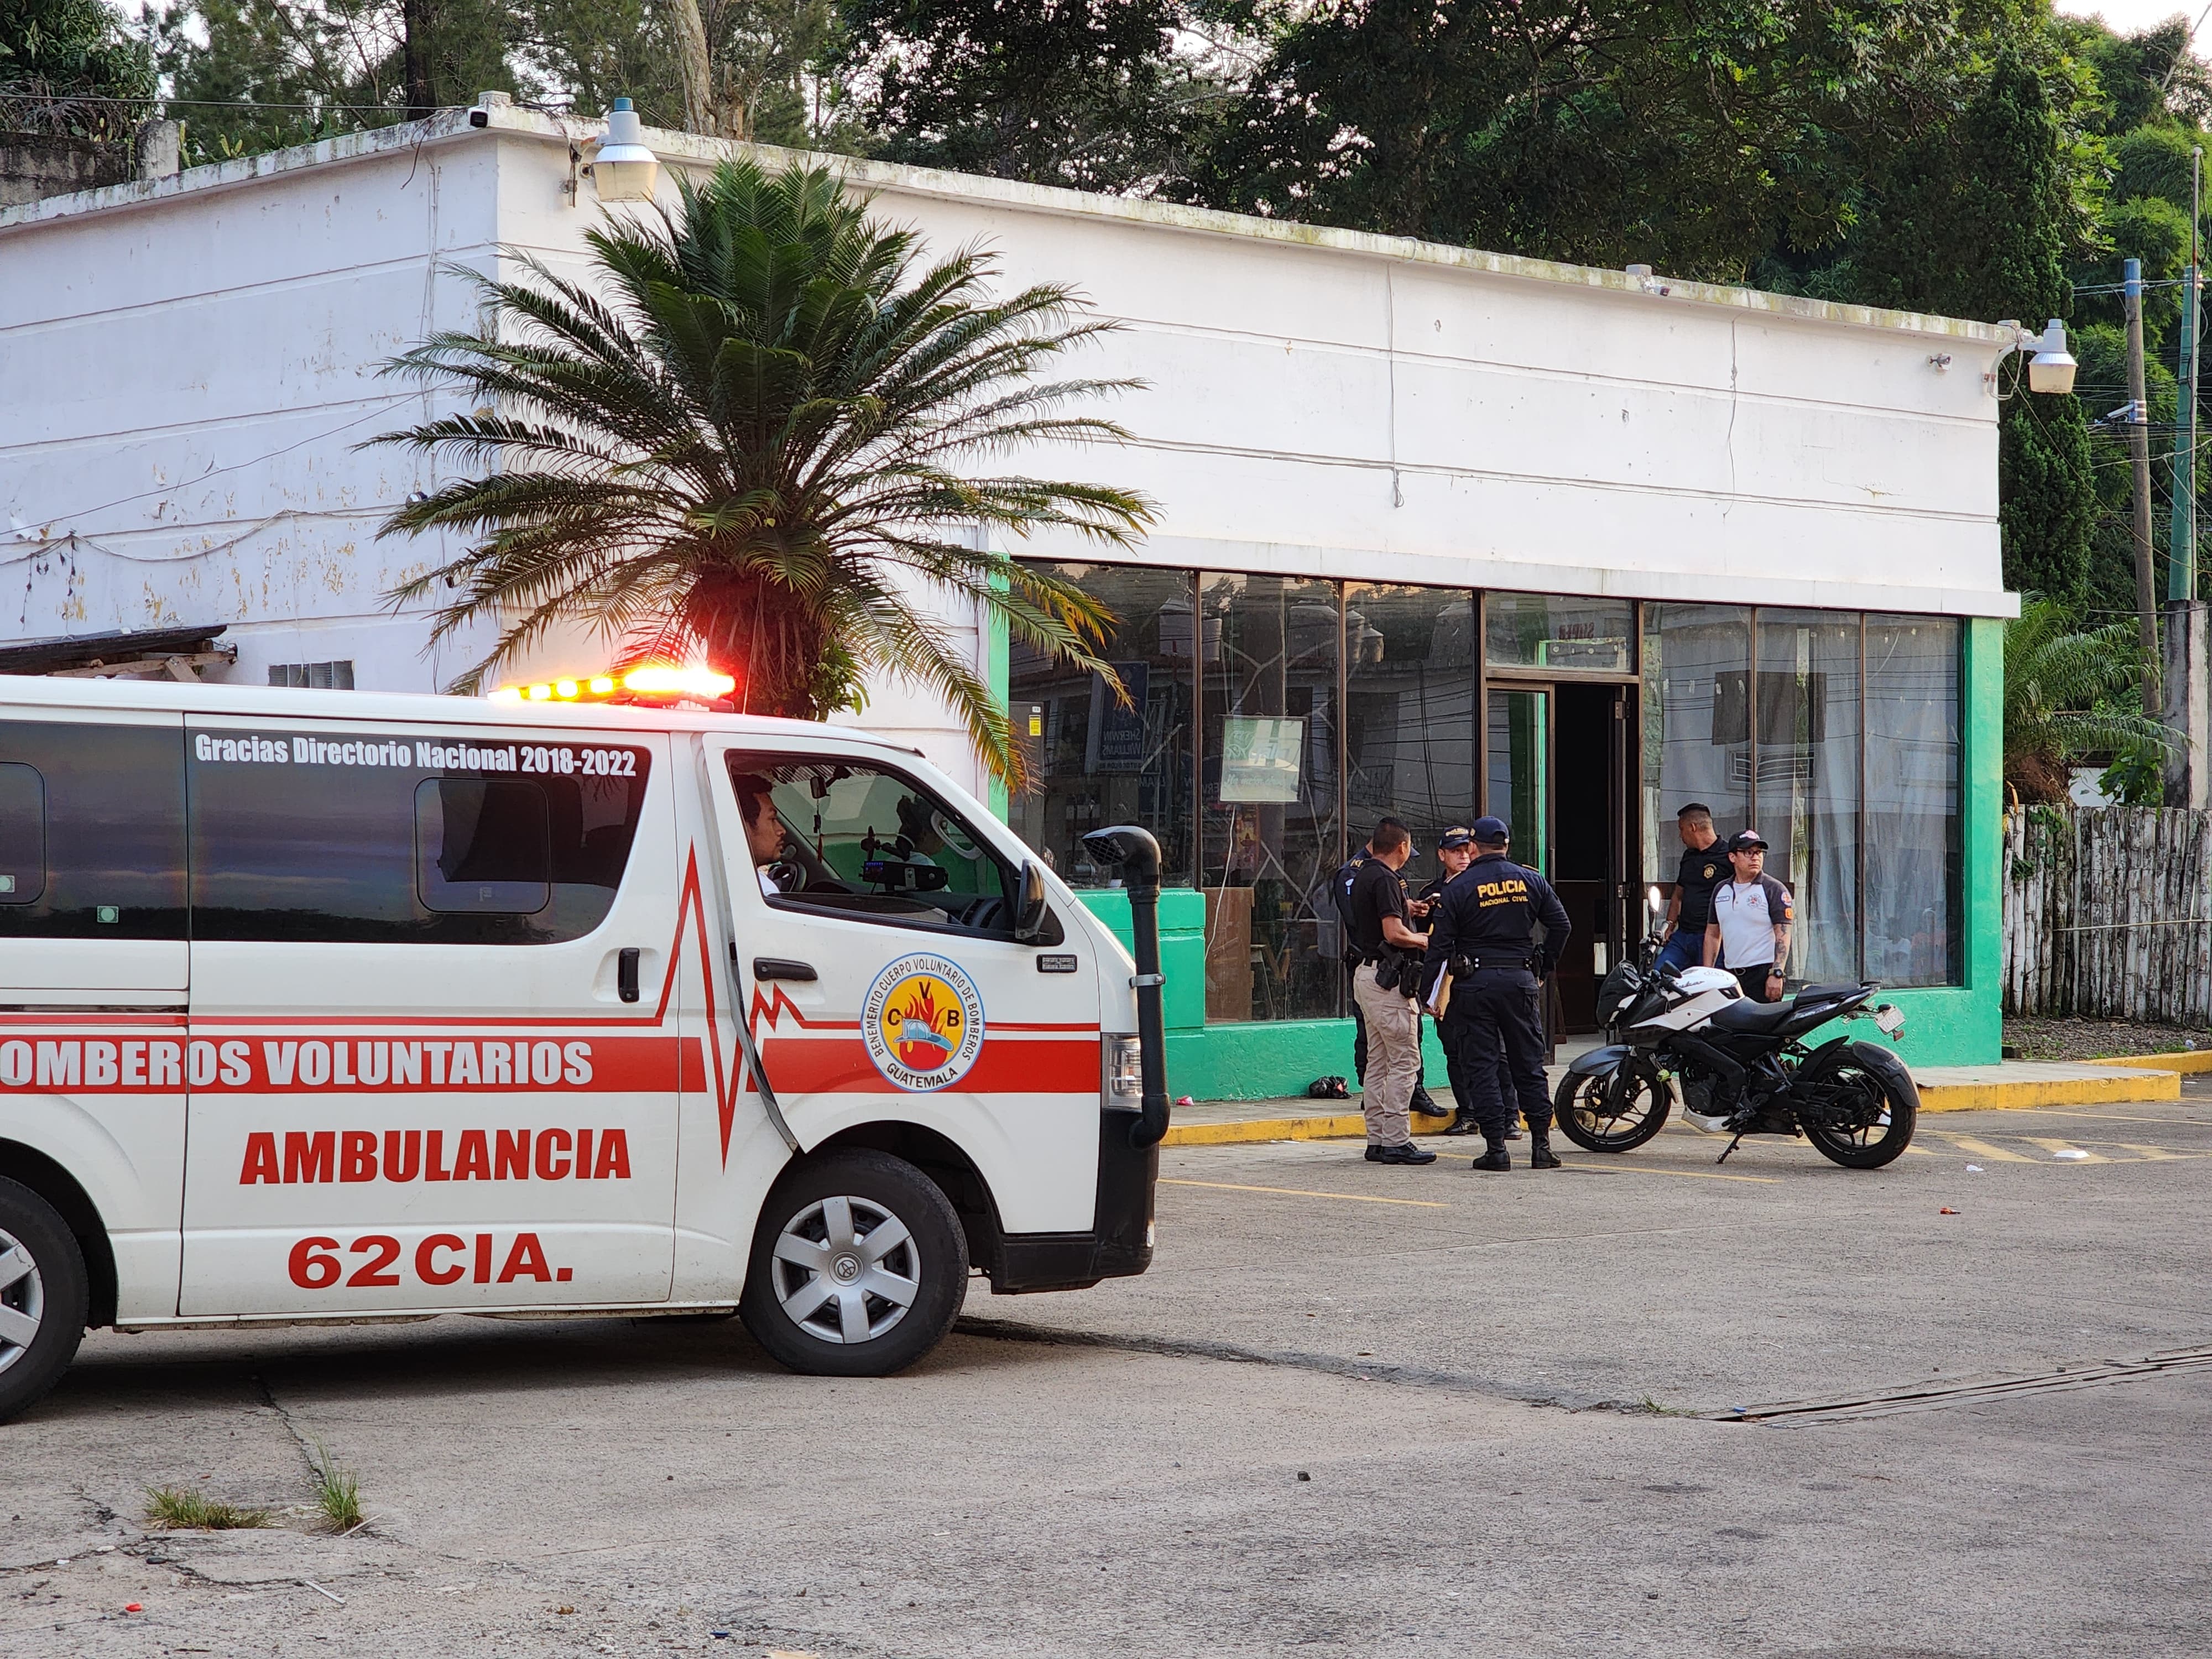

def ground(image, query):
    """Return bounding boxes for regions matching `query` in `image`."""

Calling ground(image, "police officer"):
[1336,822,1449,1120]
[1422,816,1571,1172]
[1415,826,1516,1140]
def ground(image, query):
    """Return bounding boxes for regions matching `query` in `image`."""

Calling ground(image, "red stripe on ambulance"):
[0,1035,679,1093]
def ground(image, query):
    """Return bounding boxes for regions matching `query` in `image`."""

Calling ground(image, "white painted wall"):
[0,108,2018,799]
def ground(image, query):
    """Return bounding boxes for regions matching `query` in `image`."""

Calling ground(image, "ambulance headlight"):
[1105,1036,1142,1105]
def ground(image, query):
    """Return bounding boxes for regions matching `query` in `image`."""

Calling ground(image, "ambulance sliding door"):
[178,716,681,1317]
[0,710,190,1323]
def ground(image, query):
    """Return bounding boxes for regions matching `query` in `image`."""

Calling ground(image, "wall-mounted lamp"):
[583,97,659,204]
[1992,317,2078,395]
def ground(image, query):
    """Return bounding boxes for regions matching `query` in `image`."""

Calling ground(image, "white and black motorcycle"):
[1553,932,1918,1169]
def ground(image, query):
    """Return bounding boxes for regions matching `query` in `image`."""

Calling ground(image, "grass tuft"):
[308,1439,363,1532]
[145,1486,274,1530]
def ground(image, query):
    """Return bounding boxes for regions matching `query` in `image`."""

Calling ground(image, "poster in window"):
[1218,716,1305,803]
[1086,663,1149,774]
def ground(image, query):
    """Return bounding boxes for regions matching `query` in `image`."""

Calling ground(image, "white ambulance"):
[0,675,1164,1421]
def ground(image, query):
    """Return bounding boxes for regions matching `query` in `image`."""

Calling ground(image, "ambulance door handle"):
[754,958,817,982]
[617,947,641,1003]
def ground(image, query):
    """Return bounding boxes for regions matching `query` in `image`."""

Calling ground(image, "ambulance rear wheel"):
[0,1177,88,1425]
[740,1150,966,1378]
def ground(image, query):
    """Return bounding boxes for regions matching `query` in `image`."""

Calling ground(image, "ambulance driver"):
[729,773,790,894]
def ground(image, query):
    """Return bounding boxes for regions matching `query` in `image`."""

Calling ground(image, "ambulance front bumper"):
[988,1108,1158,1293]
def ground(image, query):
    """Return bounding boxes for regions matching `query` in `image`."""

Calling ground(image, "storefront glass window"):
[1199,572,1342,1022]
[1755,611,1861,984]
[1344,583,1477,903]
[1864,615,1960,987]
[1640,603,1752,887]
[1486,592,1634,673]
[1005,564,1196,888]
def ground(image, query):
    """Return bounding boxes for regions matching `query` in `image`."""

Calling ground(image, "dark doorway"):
[1485,680,1634,1034]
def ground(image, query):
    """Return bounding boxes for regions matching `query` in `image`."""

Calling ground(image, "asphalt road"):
[6,1090,2211,1658]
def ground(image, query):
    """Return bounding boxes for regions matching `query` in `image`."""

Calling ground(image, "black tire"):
[1801,1061,1918,1170]
[0,1176,89,1425]
[739,1149,967,1378]
[1553,1054,1673,1153]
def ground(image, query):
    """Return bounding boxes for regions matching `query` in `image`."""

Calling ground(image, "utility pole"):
[2166,146,2211,808]
[2126,257,2161,717]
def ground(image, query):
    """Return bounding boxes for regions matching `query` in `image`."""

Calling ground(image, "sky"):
[2056,0,2212,47]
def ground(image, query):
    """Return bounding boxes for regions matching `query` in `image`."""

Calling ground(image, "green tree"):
[2004,594,2170,802]
[1851,50,2096,602]
[2,0,154,138]
[832,0,1220,191]
[371,157,1154,787]
[146,0,523,160]
[1186,0,2049,283]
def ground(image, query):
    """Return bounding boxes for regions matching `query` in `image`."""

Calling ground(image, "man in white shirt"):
[1702,830,1793,1003]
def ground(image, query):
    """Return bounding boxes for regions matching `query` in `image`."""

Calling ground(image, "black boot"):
[1470,1141,1511,1172]
[1410,1085,1452,1119]
[1527,1124,1561,1170]
[1442,1109,1483,1136]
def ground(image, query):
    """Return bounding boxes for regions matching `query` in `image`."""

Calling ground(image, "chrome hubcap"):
[770,1196,920,1345]
[0,1228,45,1377]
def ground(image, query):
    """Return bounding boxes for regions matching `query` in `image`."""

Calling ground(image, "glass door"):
[1485,688,1550,871]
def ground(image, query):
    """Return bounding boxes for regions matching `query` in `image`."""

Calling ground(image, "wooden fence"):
[2003,806,2212,1023]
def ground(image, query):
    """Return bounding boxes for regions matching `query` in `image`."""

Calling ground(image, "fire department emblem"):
[861,954,986,1092]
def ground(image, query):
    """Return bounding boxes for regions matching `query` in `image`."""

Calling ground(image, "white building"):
[0,103,2018,1085]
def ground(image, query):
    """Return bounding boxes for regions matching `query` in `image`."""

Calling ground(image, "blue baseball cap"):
[1471,815,1510,844]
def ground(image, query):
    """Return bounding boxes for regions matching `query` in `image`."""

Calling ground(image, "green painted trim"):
[986,572,1011,822]
[1163,1016,1454,1103]
[1949,615,2004,1066]
[1076,888,1207,1031]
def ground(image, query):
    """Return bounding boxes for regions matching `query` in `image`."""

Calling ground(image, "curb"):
[1916,1070,2180,1113]
[1161,1111,1463,1148]
[2091,1050,2212,1074]
[1161,1052,2206,1146]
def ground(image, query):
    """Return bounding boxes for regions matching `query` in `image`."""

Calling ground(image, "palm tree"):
[2004,596,2172,804]
[369,156,1153,789]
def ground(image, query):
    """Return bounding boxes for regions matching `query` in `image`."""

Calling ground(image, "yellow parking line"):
[1553,1163,1780,1185]
[2006,1107,2212,1128]
[1927,1133,2039,1164]
[1158,1177,1449,1209]
[2019,1136,2111,1163]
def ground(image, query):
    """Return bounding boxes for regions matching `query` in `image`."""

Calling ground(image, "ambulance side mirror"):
[1014,859,1051,945]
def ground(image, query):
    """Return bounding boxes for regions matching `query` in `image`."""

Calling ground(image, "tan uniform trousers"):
[1352,962,1423,1147]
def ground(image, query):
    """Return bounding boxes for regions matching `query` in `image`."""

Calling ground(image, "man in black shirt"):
[1656,803,1725,976]
[1345,820,1437,1165]
[1335,825,1448,1119]
[1422,817,1572,1171]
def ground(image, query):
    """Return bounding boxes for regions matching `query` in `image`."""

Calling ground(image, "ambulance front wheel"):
[0,1176,89,1425]
[740,1149,967,1378]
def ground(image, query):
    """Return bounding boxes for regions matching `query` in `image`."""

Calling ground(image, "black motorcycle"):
[1552,937,1919,1168]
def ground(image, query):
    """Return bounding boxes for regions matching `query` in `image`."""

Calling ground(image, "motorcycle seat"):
[1710,996,1796,1033]
[1797,982,1863,1001]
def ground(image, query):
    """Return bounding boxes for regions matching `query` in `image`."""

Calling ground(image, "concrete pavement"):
[5,1089,2211,1656]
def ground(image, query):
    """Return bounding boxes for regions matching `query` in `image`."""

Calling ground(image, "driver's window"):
[727,753,1019,937]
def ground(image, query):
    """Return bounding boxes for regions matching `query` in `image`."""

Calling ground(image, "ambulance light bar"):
[487,665,737,705]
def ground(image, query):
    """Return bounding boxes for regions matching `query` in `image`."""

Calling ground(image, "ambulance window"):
[0,721,187,938]
[416,779,552,913]
[728,753,1030,940]
[0,763,45,904]
[189,728,650,944]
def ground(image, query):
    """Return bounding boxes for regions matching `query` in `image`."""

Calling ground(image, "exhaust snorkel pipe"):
[1081,825,1171,1149]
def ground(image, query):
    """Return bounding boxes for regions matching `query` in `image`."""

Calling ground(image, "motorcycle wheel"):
[1801,1064,1917,1169]
[1553,1054,1672,1153]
